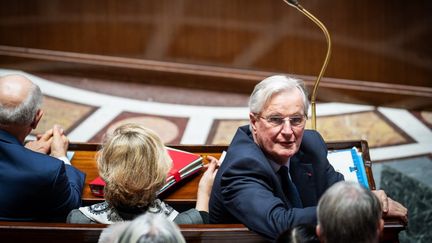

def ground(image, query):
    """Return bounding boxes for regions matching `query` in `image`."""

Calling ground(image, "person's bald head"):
[0,74,34,107]
[0,74,43,126]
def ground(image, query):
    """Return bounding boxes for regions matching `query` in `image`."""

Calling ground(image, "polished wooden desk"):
[68,142,405,242]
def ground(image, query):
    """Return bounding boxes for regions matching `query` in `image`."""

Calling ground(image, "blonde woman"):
[67,123,218,224]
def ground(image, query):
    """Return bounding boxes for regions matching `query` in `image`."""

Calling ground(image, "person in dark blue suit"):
[209,75,408,240]
[0,74,85,221]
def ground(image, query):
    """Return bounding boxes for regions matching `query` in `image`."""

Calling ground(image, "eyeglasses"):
[257,114,306,127]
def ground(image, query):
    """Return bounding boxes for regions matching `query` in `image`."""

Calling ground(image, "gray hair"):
[248,75,309,116]
[0,82,42,125]
[317,181,382,243]
[116,213,186,243]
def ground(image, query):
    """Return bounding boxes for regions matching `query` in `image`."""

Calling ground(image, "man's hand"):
[25,129,53,154]
[372,190,408,224]
[386,197,408,224]
[372,190,389,213]
[50,125,69,158]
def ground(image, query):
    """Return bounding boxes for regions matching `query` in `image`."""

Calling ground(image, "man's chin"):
[284,145,299,154]
[275,150,297,160]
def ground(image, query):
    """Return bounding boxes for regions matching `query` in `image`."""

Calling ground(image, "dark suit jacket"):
[209,125,343,240]
[0,129,85,221]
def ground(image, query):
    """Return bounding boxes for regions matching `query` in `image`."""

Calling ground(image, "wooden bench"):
[0,141,405,242]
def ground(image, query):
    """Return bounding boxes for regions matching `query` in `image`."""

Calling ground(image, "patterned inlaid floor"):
[2,68,431,162]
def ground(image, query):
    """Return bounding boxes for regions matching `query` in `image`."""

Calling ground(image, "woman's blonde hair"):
[97,123,172,210]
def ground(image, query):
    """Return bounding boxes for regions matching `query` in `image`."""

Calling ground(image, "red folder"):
[89,147,203,197]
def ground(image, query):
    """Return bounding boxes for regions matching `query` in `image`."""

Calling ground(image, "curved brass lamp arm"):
[282,0,332,130]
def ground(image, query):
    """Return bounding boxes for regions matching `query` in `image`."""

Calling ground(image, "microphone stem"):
[283,2,332,130]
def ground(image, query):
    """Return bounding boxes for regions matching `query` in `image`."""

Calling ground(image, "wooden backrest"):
[69,139,376,204]
[0,222,267,243]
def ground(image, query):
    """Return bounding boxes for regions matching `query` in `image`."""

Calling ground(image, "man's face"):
[250,89,306,164]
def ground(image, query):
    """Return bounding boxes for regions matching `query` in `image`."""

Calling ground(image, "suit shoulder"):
[303,130,325,143]
[300,130,327,153]
[303,129,323,138]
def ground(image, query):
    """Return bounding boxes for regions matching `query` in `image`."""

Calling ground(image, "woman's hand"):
[195,156,220,212]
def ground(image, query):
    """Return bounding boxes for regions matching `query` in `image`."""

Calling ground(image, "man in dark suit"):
[0,74,85,221]
[209,75,408,240]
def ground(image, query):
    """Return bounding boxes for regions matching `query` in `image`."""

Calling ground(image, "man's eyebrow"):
[265,112,283,116]
[267,113,303,117]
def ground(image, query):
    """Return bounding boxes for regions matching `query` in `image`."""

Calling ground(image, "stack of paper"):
[327,147,369,188]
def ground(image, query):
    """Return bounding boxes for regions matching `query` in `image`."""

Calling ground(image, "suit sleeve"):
[220,158,316,239]
[48,163,86,218]
[174,208,206,224]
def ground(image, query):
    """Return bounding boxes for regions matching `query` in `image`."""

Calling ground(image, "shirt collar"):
[269,158,291,173]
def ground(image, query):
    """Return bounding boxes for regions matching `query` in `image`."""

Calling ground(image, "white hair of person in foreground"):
[98,212,186,243]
